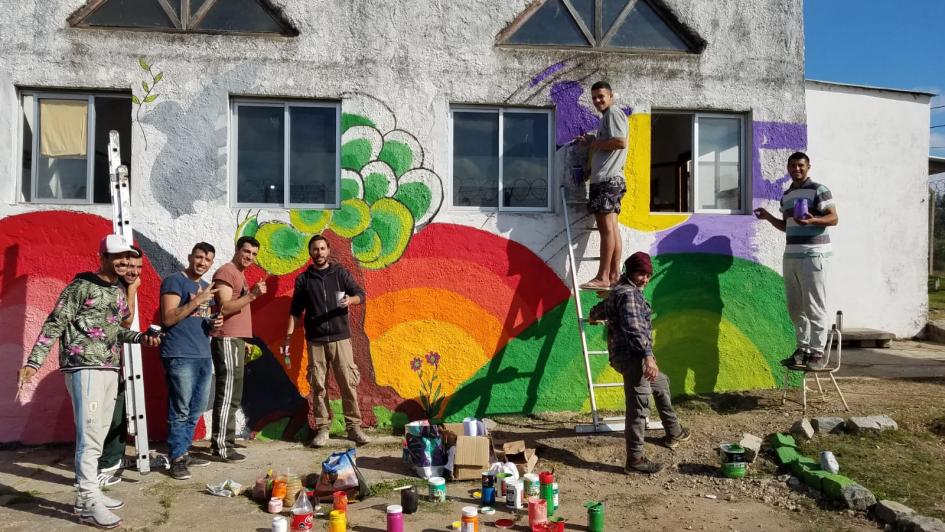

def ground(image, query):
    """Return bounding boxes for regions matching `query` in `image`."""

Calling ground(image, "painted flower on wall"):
[235,93,444,275]
[411,351,445,422]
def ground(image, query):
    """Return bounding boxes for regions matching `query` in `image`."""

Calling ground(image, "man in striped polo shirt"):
[754,152,838,370]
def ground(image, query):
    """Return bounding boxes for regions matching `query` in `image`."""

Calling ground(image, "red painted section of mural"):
[0,211,166,444]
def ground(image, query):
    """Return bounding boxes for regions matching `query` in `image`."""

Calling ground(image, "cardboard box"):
[493,439,538,476]
[441,422,492,481]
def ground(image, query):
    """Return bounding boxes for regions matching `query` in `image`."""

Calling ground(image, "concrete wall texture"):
[0,0,926,444]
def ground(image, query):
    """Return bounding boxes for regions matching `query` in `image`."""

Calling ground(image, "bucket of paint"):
[585,501,604,532]
[793,198,810,220]
[460,506,479,532]
[523,473,540,497]
[428,476,447,502]
[719,443,748,479]
[399,485,418,514]
[528,496,548,526]
[506,480,524,510]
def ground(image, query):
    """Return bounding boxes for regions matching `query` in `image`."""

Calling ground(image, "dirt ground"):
[2,377,943,531]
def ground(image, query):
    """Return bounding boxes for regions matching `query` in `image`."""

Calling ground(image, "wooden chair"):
[781,312,850,415]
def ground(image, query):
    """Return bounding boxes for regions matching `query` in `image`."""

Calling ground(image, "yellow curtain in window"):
[40,100,88,158]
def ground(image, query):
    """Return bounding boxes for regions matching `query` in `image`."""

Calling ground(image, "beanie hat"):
[624,251,653,275]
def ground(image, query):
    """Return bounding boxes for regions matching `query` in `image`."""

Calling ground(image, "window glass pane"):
[197,0,285,33]
[21,95,34,202]
[237,105,284,204]
[86,0,176,29]
[452,112,499,208]
[607,0,689,50]
[166,0,181,20]
[36,99,89,201]
[506,0,590,46]
[191,0,208,15]
[289,106,337,205]
[569,0,595,35]
[93,96,132,204]
[697,117,741,210]
[650,113,692,212]
[602,0,629,36]
[503,112,549,208]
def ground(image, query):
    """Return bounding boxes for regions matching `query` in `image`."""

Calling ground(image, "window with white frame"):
[19,91,132,204]
[649,112,746,214]
[450,107,553,211]
[230,99,340,208]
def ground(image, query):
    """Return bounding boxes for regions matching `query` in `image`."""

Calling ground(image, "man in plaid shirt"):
[590,251,690,474]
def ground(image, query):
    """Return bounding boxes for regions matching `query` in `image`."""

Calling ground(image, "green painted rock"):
[774,446,800,466]
[770,433,797,449]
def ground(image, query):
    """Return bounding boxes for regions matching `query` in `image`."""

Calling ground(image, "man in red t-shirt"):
[209,236,266,462]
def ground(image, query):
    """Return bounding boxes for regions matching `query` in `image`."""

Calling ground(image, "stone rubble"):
[846,415,898,433]
[790,418,815,440]
[875,499,915,525]
[811,416,845,434]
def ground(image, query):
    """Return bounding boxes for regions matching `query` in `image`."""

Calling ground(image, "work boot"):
[347,426,372,445]
[77,501,122,529]
[779,348,808,369]
[625,457,664,475]
[664,427,692,449]
[311,427,331,448]
[169,456,191,480]
[805,350,827,371]
[74,494,124,514]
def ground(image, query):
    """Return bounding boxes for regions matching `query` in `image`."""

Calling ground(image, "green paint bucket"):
[719,443,748,479]
[584,501,604,532]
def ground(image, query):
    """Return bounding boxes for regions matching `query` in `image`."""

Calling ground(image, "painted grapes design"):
[237,93,444,274]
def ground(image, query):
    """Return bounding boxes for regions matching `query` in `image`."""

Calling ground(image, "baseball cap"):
[99,234,140,257]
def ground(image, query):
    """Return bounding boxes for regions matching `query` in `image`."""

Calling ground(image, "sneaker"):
[169,456,191,480]
[96,471,121,488]
[347,427,372,446]
[74,494,124,514]
[625,457,664,475]
[77,501,122,529]
[184,452,210,468]
[664,427,692,449]
[780,348,808,369]
[212,450,247,463]
[99,460,121,474]
[311,427,331,448]
[805,350,827,371]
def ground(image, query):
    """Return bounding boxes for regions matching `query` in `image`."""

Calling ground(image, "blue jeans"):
[162,357,213,461]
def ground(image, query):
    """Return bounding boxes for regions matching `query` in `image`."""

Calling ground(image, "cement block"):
[790,456,819,476]
[840,483,876,511]
[791,418,815,440]
[798,468,832,490]
[897,514,945,532]
[846,415,899,433]
[775,446,800,466]
[812,416,845,434]
[769,433,797,449]
[739,433,763,463]
[820,473,855,499]
[875,500,915,525]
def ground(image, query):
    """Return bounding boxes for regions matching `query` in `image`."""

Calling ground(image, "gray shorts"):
[588,176,626,214]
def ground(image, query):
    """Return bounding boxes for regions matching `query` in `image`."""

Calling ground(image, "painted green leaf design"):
[254,222,309,275]
[144,94,158,103]
[377,140,413,177]
[363,172,390,205]
[131,94,140,105]
[340,178,362,201]
[341,113,375,133]
[138,58,149,70]
[142,81,149,92]
[328,198,371,238]
[237,215,259,238]
[340,139,372,172]
[289,209,331,234]
[351,227,382,263]
[393,182,432,221]
[360,198,413,270]
[153,71,163,83]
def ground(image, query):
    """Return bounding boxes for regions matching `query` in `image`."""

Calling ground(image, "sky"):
[804,0,945,158]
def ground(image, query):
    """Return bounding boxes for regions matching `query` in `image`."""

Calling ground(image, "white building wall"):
[806,81,932,337]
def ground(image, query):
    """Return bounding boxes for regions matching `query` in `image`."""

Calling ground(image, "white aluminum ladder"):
[108,131,151,474]
[560,185,662,434]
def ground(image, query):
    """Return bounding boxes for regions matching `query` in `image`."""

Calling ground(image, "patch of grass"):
[798,429,945,519]
[369,478,427,498]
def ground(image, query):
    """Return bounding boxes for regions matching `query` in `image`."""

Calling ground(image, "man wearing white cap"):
[17,234,160,529]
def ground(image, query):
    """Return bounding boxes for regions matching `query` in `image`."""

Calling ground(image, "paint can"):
[386,504,405,532]
[585,501,604,532]
[719,443,748,479]
[528,496,548,526]
[271,516,288,532]
[428,476,447,502]
[328,510,346,532]
[523,473,540,497]
[268,497,284,514]
[506,480,524,510]
[399,485,418,514]
[460,506,479,532]
[539,471,555,517]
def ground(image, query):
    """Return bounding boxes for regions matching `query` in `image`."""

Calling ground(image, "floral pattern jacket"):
[26,272,143,372]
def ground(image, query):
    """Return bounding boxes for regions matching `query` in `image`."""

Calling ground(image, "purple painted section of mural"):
[531,62,566,87]
[652,216,758,262]
[551,81,601,146]
[751,121,808,205]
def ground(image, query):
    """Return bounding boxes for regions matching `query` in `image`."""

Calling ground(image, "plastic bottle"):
[271,516,287,532]
[551,481,559,511]
[332,490,348,513]
[460,506,479,532]
[539,471,555,517]
[289,489,313,531]
[386,504,405,532]
[528,496,548,526]
[328,509,346,532]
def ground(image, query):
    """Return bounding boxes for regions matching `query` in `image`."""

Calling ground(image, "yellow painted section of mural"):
[618,113,690,233]
[584,312,776,410]
[365,288,508,399]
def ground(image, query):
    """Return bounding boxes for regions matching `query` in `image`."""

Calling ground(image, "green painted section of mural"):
[443,292,608,420]
[378,140,413,177]
[237,109,443,273]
